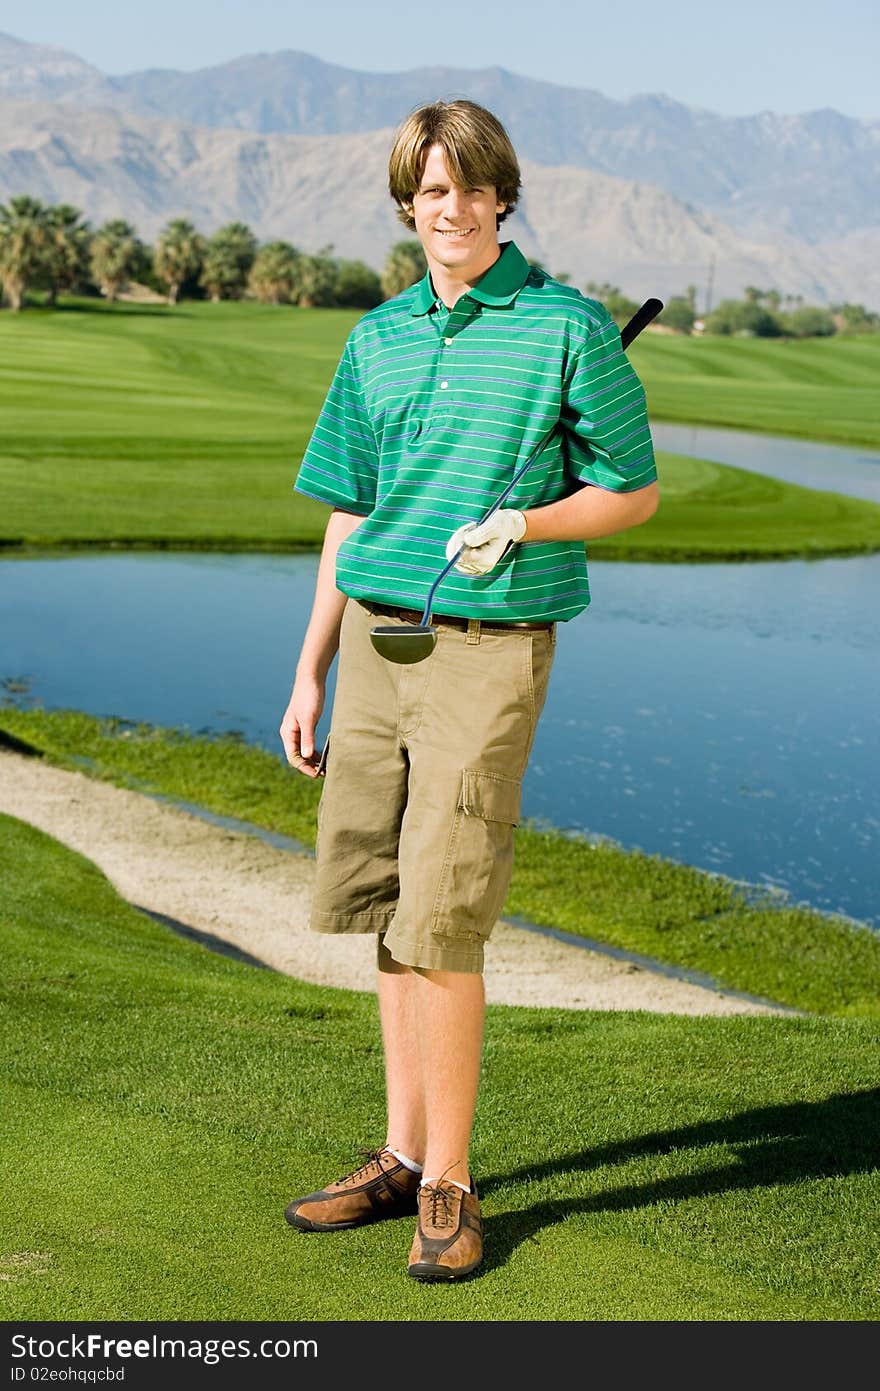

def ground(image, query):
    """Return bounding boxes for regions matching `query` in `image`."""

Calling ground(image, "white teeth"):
[437,229,473,237]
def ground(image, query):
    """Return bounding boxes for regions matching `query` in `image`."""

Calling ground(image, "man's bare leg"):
[413,968,485,1188]
[377,947,485,1187]
[377,940,427,1163]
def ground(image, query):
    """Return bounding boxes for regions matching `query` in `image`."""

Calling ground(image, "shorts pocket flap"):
[461,769,522,825]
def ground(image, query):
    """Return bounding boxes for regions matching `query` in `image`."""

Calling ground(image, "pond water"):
[2,550,877,930]
[653,423,880,502]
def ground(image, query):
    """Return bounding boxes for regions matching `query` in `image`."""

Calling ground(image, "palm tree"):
[44,204,91,304]
[200,222,258,301]
[0,196,49,311]
[381,239,427,299]
[154,218,205,304]
[90,219,145,301]
[294,247,338,307]
[201,239,241,302]
[248,241,301,304]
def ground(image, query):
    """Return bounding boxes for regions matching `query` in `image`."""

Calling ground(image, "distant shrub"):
[781,306,836,338]
[584,280,639,325]
[705,299,782,337]
[831,302,880,334]
[334,259,383,308]
[659,296,695,333]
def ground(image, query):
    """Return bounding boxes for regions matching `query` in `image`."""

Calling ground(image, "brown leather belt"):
[362,600,554,633]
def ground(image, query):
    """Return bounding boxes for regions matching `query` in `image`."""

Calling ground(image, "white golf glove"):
[445,509,527,576]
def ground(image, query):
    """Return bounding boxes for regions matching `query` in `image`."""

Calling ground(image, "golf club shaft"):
[469,297,664,527]
[418,421,558,623]
[419,297,663,625]
[464,296,661,528]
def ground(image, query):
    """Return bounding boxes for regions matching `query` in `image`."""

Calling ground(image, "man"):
[279,99,659,1281]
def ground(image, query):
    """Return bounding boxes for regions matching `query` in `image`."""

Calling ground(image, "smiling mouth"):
[435,228,475,238]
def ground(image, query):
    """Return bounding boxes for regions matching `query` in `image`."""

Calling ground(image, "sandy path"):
[0,749,783,1016]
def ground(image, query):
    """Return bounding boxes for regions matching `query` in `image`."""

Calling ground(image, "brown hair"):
[388,99,521,230]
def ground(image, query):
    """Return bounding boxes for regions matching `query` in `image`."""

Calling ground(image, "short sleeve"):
[561,310,657,492]
[293,339,379,514]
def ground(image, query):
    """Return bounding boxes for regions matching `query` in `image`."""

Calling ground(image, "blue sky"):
[3,0,877,119]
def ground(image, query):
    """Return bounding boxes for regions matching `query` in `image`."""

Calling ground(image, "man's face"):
[409,143,507,281]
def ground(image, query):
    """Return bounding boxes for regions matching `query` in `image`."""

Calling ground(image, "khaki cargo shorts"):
[310,598,556,972]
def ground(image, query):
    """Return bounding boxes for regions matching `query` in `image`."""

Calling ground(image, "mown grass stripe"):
[1,300,879,556]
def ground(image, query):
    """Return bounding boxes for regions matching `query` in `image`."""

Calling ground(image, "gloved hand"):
[446,509,527,576]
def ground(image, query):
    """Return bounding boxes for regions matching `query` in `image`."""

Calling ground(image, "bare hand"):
[279,675,325,778]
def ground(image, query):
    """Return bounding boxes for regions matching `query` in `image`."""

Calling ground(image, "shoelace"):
[335,1148,388,1187]
[426,1183,457,1229]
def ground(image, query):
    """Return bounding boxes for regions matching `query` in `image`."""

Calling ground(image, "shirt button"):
[440,381,449,389]
[444,337,453,345]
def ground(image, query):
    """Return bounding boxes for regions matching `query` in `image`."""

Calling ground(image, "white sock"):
[387,1148,423,1173]
[420,1176,470,1193]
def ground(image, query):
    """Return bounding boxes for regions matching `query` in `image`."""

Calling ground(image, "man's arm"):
[534,306,659,540]
[451,310,659,570]
[448,479,659,573]
[522,479,659,542]
[279,507,364,777]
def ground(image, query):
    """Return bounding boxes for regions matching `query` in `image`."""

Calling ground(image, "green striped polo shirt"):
[293,239,656,621]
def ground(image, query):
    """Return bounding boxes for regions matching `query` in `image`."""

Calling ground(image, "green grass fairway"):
[603,452,880,560]
[632,331,880,448]
[1,300,879,556]
[0,300,341,552]
[4,709,879,1018]
[1,813,878,1321]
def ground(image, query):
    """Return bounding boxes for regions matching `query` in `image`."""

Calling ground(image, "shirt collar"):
[410,241,531,316]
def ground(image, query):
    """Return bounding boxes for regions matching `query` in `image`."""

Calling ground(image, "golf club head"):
[370,624,438,665]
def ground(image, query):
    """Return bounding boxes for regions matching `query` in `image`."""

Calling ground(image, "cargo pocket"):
[431,769,522,942]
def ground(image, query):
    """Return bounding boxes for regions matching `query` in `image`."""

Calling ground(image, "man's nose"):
[443,187,469,219]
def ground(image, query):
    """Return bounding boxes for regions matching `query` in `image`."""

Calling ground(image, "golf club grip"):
[620,297,664,349]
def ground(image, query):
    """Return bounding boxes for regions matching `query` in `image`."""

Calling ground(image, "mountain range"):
[1,31,878,307]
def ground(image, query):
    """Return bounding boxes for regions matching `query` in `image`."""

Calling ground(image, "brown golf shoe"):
[284,1147,421,1232]
[407,1178,483,1281]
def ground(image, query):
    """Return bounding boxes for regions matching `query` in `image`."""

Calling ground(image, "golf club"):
[370,297,664,664]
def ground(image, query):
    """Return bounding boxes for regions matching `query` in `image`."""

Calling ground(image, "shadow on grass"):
[135,904,272,971]
[0,726,43,757]
[479,1089,880,1273]
[45,302,187,317]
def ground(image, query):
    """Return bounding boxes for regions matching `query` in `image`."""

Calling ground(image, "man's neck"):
[428,246,503,309]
